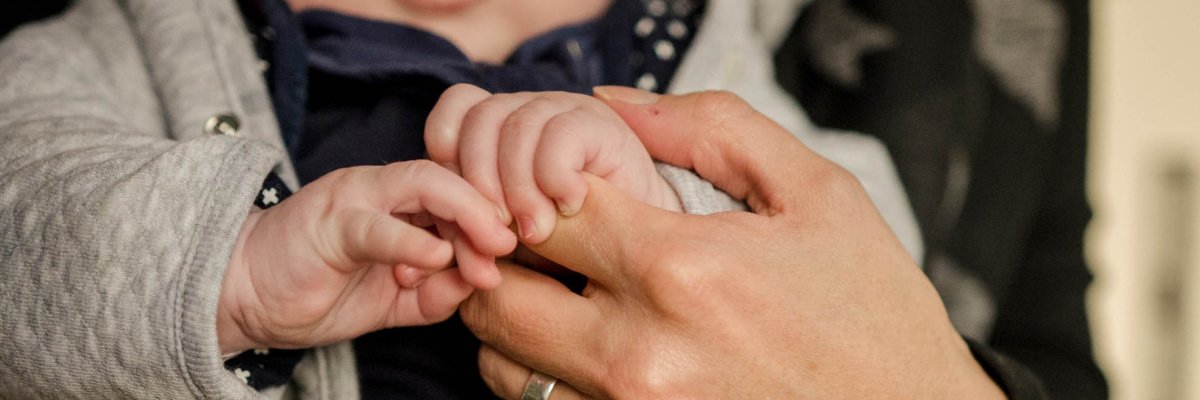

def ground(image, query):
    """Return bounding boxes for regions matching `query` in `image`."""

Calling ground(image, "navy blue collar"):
[237,0,704,155]
[296,1,646,94]
[300,10,600,85]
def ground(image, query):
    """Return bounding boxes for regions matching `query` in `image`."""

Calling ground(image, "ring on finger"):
[521,370,558,400]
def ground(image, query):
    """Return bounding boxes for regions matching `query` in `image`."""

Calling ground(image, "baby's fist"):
[425,84,682,244]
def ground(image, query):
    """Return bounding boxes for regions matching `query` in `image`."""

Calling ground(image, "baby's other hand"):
[425,84,682,244]
[218,161,517,355]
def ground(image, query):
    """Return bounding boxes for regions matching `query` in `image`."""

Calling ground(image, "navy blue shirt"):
[229,0,704,397]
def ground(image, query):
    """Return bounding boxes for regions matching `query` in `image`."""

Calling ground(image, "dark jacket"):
[775,0,1106,398]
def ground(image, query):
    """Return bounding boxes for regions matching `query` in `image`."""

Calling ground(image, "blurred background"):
[1091,0,1200,399]
[2,0,1197,398]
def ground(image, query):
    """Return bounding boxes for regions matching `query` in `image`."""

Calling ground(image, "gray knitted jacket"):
[0,0,919,398]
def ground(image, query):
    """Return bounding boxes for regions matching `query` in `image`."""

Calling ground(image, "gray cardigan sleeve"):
[0,9,277,400]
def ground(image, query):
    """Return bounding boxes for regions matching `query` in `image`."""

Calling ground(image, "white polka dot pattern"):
[631,0,704,93]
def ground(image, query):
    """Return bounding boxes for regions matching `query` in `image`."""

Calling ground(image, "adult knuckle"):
[610,353,688,399]
[811,162,865,201]
[642,253,698,289]
[492,295,557,344]
[791,162,871,225]
[461,290,548,348]
[458,293,499,340]
[692,91,752,120]
[686,91,756,146]
[636,245,717,314]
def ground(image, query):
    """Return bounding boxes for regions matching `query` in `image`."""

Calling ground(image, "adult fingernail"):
[593,86,661,105]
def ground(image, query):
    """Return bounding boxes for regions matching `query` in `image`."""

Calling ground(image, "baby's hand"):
[425,84,683,244]
[217,161,517,355]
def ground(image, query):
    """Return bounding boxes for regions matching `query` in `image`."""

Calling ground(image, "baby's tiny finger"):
[434,219,502,290]
[340,209,453,271]
[532,132,590,217]
[426,84,492,167]
[376,161,516,256]
[416,269,476,323]
[388,268,475,327]
[459,94,538,224]
[394,265,433,288]
[452,235,503,290]
[498,98,577,243]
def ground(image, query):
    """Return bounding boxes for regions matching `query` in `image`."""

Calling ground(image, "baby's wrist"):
[656,176,685,213]
[218,208,266,356]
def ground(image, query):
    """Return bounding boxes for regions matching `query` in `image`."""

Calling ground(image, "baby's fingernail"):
[555,199,577,216]
[517,216,539,240]
[399,267,424,288]
[495,221,516,239]
[496,206,510,224]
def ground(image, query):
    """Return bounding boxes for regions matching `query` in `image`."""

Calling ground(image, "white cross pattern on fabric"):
[234,368,251,384]
[261,188,279,206]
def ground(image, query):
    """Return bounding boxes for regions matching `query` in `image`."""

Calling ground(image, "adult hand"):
[460,88,1005,399]
[217,161,517,355]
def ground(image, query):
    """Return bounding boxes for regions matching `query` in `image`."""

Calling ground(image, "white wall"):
[1090,0,1200,399]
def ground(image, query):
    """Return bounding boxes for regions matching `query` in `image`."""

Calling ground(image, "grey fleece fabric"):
[0,0,282,398]
[0,0,919,398]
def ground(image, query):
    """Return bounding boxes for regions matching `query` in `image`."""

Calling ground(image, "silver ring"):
[521,371,558,400]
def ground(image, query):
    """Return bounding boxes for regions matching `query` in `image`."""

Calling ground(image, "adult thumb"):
[524,174,687,287]
[593,86,825,215]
